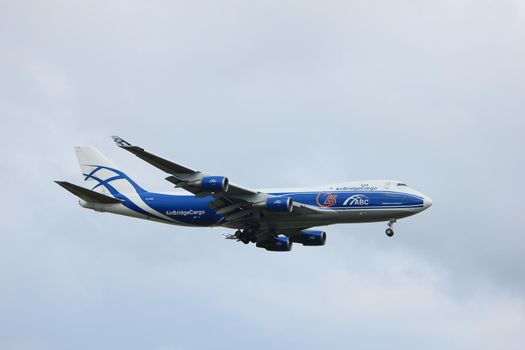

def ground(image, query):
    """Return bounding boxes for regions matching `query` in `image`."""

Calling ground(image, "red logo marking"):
[316,192,337,208]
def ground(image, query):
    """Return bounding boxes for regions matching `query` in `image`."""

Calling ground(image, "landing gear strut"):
[385,219,396,237]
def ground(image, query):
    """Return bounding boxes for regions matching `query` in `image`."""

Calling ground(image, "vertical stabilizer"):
[74,146,146,196]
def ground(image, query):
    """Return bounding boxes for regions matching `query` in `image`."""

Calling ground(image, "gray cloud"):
[1,0,524,349]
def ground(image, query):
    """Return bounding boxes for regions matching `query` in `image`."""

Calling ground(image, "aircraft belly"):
[259,208,420,229]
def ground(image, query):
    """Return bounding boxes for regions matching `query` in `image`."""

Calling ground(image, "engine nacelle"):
[256,236,293,252]
[264,196,293,212]
[291,230,327,246]
[200,176,229,192]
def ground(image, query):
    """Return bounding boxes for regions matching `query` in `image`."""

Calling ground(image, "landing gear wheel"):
[385,219,396,237]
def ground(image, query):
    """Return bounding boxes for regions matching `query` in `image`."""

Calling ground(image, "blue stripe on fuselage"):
[127,190,423,226]
[273,191,424,210]
[83,172,163,220]
[83,164,422,224]
[138,193,223,226]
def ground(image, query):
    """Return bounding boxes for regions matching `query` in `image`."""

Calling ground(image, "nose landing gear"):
[385,219,396,237]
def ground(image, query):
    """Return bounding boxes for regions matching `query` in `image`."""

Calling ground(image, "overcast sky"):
[1,0,524,349]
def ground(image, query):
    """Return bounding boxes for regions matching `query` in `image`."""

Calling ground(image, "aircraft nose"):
[423,195,433,209]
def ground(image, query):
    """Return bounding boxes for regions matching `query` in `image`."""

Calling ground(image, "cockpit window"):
[397,183,407,186]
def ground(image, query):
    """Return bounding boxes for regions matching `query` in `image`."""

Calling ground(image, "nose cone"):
[423,195,433,210]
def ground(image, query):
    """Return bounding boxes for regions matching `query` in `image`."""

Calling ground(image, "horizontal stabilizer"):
[55,181,123,204]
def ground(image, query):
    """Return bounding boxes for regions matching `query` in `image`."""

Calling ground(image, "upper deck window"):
[397,183,407,186]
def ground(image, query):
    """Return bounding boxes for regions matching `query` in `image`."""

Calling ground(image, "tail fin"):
[74,146,146,196]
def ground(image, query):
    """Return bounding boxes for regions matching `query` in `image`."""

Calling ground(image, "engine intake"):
[264,196,293,212]
[291,230,327,246]
[199,176,229,192]
[256,236,292,252]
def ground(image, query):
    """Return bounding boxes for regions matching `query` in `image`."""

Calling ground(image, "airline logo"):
[316,192,338,208]
[343,194,369,206]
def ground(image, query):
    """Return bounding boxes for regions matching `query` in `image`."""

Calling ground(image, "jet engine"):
[291,230,327,246]
[199,176,229,192]
[256,236,293,251]
[262,196,293,212]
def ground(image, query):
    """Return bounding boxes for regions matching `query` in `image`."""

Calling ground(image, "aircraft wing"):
[111,136,322,225]
[112,136,260,198]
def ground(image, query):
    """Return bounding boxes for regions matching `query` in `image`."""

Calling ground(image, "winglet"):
[111,136,145,153]
[111,135,133,148]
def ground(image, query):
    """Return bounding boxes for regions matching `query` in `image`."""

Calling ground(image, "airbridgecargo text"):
[334,186,378,191]
[166,210,206,216]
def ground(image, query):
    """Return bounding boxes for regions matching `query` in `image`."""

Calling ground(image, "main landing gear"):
[234,228,257,244]
[235,229,249,244]
[224,222,261,244]
[385,219,396,237]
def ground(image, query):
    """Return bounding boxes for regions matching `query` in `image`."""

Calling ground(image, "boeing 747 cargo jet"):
[56,136,432,251]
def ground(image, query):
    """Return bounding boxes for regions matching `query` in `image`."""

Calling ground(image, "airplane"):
[56,136,432,252]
